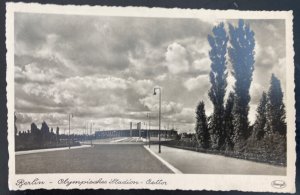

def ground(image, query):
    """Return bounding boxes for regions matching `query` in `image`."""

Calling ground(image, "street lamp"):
[153,87,161,153]
[68,113,73,149]
[147,113,151,148]
[84,121,89,144]
[143,122,146,139]
[90,121,95,146]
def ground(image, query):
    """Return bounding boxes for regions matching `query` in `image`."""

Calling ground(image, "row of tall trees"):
[195,20,286,158]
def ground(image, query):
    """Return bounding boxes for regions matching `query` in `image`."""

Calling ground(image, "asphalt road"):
[15,144,173,174]
[149,145,286,175]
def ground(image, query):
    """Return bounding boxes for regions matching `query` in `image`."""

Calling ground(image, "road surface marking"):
[120,137,131,142]
[143,145,182,174]
[110,138,128,143]
[16,145,92,156]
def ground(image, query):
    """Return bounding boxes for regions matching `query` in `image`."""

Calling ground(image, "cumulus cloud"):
[139,96,183,116]
[14,13,286,132]
[62,76,128,90]
[192,58,210,72]
[155,74,167,81]
[15,63,61,84]
[184,75,209,91]
[131,79,154,96]
[165,42,189,74]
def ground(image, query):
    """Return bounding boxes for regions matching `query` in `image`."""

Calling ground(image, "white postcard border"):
[6,3,296,193]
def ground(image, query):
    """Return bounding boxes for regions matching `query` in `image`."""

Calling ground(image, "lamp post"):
[90,122,94,146]
[147,113,151,148]
[85,122,87,144]
[143,122,146,139]
[85,121,89,144]
[153,87,161,153]
[68,113,73,149]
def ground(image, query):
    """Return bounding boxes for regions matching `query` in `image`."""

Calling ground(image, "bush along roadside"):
[162,139,286,166]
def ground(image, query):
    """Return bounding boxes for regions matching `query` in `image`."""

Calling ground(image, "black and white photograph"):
[6,3,296,192]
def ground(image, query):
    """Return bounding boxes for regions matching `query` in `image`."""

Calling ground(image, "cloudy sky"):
[14,12,286,134]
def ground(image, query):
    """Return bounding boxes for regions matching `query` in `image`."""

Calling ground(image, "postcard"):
[6,3,296,192]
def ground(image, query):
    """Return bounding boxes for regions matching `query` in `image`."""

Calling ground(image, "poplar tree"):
[266,74,286,136]
[224,92,235,150]
[195,101,210,149]
[207,22,229,149]
[228,19,255,150]
[252,92,268,140]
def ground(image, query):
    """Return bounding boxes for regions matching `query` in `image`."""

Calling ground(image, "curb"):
[15,145,91,155]
[143,145,182,174]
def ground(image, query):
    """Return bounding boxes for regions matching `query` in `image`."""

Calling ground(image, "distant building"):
[95,129,178,139]
[15,121,61,151]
